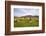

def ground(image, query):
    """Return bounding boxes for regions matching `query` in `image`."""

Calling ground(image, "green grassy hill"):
[14,15,39,27]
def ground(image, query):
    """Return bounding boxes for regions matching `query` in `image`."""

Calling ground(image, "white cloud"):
[20,8,39,16]
[14,8,39,17]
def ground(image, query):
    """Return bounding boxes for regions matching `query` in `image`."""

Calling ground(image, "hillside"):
[14,15,39,18]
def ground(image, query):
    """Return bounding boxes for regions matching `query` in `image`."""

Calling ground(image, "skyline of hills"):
[15,15,39,18]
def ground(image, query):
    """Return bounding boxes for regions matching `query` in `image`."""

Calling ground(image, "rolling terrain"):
[14,15,39,27]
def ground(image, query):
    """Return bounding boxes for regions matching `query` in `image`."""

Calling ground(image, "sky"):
[14,8,39,17]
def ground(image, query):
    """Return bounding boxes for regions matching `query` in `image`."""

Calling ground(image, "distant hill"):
[21,15,32,17]
[15,15,39,18]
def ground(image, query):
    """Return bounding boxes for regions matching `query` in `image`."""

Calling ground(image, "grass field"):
[14,16,39,27]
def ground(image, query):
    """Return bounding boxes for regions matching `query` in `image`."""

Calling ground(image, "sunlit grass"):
[14,17,39,27]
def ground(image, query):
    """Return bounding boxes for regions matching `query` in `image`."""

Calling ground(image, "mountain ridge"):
[15,15,39,18]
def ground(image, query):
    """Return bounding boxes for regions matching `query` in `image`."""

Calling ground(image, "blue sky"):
[14,8,39,17]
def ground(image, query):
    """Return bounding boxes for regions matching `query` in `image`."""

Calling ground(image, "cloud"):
[14,8,39,17]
